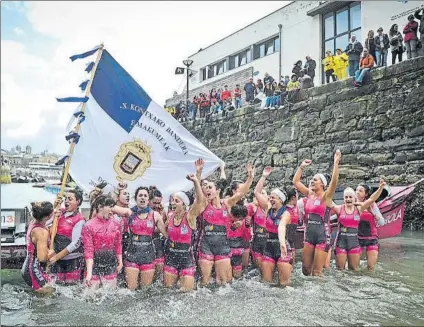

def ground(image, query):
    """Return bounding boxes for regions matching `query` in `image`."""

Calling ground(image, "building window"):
[322,2,361,81]
[253,36,279,60]
[200,68,206,82]
[229,48,252,70]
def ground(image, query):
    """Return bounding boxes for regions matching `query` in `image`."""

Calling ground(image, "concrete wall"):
[184,57,424,227]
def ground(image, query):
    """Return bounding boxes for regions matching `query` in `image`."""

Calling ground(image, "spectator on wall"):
[353,48,375,87]
[244,77,256,104]
[415,8,424,56]
[209,88,218,105]
[286,74,300,104]
[389,24,404,64]
[345,34,363,77]
[234,84,243,109]
[264,72,274,85]
[188,100,196,121]
[263,82,274,109]
[256,78,264,93]
[278,79,287,106]
[365,30,377,63]
[292,60,304,78]
[283,75,290,86]
[300,74,313,90]
[216,88,223,109]
[403,14,419,59]
[199,93,210,119]
[192,95,199,120]
[220,85,232,106]
[334,48,349,80]
[323,50,337,83]
[375,27,390,66]
[210,101,221,115]
[303,56,316,82]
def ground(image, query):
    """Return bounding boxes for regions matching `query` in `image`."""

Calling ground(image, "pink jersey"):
[82,215,122,260]
[202,202,229,227]
[167,212,192,245]
[128,211,155,236]
[338,206,361,229]
[56,210,85,239]
[286,205,299,225]
[265,207,286,234]
[252,206,266,229]
[305,196,327,222]
[227,219,245,239]
[358,208,378,239]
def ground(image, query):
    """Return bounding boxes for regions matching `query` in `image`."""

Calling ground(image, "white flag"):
[70,50,223,200]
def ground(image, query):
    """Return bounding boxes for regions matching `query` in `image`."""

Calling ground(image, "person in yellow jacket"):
[322,50,337,84]
[334,48,349,80]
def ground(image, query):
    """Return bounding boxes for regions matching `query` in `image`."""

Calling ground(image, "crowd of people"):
[164,9,424,119]
[23,150,389,295]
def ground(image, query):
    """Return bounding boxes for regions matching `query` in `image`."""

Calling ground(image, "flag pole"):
[49,43,105,252]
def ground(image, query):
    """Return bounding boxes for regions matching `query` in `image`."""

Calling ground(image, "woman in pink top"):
[332,180,385,271]
[164,174,203,292]
[292,150,341,277]
[83,195,123,289]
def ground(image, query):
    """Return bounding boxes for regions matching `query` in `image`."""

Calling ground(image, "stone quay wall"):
[184,57,424,228]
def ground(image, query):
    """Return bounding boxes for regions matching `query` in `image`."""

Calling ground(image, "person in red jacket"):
[234,84,243,109]
[221,85,232,103]
[403,14,419,59]
[353,48,375,87]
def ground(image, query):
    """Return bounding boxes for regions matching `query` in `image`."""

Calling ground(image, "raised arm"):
[254,167,272,211]
[293,159,312,197]
[278,211,291,258]
[187,173,204,229]
[359,179,386,214]
[220,161,226,180]
[226,163,255,208]
[324,150,341,206]
[154,211,168,238]
[194,158,204,182]
[112,206,132,217]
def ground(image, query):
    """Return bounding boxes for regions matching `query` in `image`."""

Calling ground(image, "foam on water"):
[2,232,424,326]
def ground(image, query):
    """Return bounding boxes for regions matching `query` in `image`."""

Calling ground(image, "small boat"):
[294,178,424,249]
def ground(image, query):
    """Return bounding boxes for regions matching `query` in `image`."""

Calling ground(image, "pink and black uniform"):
[286,204,299,256]
[250,205,267,262]
[263,207,292,265]
[21,221,50,290]
[125,207,156,271]
[153,207,165,266]
[164,212,195,277]
[198,202,231,262]
[335,206,361,255]
[358,204,379,252]
[304,196,332,252]
[227,219,247,273]
[82,215,122,281]
[51,209,85,282]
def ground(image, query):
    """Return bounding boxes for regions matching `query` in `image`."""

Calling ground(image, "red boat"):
[295,178,424,249]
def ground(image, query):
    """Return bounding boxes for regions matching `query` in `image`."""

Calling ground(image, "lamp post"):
[182,59,194,111]
[278,24,282,81]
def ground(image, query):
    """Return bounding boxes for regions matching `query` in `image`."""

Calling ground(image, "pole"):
[278,24,282,81]
[186,66,189,112]
[49,44,105,251]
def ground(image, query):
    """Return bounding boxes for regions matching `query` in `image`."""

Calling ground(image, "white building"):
[167,0,423,105]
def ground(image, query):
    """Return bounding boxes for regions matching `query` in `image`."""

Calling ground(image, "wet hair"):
[134,186,149,199]
[358,183,371,199]
[89,195,116,219]
[31,201,53,221]
[68,188,83,206]
[284,187,297,204]
[230,203,248,220]
[89,188,103,206]
[149,185,162,200]
[215,178,228,198]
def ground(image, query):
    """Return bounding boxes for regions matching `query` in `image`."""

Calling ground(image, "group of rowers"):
[22,150,387,295]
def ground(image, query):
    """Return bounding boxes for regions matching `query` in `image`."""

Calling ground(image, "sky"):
[1,1,288,154]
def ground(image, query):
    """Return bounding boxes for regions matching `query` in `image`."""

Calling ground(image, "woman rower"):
[83,195,123,289]
[49,189,85,284]
[164,173,203,291]
[254,167,295,286]
[332,181,385,270]
[356,183,386,270]
[197,163,254,285]
[112,187,167,290]
[250,188,268,267]
[21,202,55,295]
[293,150,341,277]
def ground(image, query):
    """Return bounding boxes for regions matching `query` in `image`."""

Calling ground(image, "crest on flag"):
[175,67,185,75]
[113,139,152,182]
